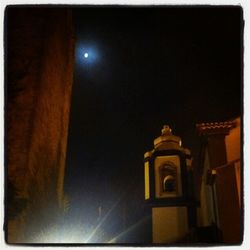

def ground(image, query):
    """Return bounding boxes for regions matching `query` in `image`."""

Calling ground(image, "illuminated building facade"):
[144,118,242,244]
[196,117,242,244]
[6,8,75,243]
[144,125,195,243]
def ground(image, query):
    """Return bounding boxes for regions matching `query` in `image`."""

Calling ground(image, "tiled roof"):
[196,121,236,135]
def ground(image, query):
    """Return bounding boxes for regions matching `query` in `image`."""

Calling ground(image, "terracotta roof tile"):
[196,121,236,135]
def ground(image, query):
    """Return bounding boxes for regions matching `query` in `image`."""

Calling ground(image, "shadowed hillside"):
[5,7,75,243]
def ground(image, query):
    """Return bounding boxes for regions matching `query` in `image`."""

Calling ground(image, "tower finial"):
[161,125,172,135]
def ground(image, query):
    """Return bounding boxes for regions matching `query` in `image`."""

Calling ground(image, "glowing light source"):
[29,189,134,243]
[76,44,99,66]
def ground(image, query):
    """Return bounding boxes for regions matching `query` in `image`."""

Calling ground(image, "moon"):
[84,52,89,58]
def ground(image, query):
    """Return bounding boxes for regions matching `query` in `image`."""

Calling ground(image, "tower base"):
[152,206,189,243]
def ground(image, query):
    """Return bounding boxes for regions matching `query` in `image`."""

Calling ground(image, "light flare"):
[84,196,124,243]
[107,216,150,243]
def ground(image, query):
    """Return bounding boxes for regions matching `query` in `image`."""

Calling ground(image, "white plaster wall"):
[152,206,188,243]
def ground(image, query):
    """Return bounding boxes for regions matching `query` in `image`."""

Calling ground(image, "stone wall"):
[6,7,75,243]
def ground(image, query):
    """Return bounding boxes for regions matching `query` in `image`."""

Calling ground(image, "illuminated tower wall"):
[144,126,194,243]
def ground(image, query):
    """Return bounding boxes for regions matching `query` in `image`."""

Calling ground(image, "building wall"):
[214,163,241,243]
[225,118,241,162]
[197,149,216,227]
[216,117,241,243]
[197,117,242,244]
[152,207,188,243]
[6,8,75,243]
[225,117,241,205]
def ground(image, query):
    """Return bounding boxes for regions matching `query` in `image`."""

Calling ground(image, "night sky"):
[64,7,242,242]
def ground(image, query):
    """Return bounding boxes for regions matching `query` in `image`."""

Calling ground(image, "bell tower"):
[144,125,195,243]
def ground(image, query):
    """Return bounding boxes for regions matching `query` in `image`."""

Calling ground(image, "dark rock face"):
[5,7,75,243]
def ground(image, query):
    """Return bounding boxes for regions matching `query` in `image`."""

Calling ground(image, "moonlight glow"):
[76,44,99,66]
